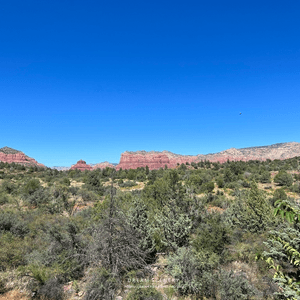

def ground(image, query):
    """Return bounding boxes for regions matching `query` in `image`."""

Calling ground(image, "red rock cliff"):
[115,142,300,170]
[116,151,198,170]
[70,160,93,171]
[93,161,115,170]
[0,147,45,167]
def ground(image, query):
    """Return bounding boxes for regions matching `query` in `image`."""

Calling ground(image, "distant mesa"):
[70,159,93,171]
[115,142,300,170]
[52,166,70,171]
[0,146,45,167]
[92,161,116,170]
[3,142,300,171]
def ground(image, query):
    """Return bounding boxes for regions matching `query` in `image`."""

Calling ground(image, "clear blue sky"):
[1,0,299,167]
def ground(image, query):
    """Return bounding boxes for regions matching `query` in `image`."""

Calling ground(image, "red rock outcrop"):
[93,161,115,170]
[116,142,300,170]
[0,147,45,167]
[116,151,198,170]
[70,160,93,171]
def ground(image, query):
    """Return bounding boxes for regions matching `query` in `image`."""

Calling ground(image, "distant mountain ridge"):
[2,142,300,170]
[0,146,45,167]
[116,142,300,170]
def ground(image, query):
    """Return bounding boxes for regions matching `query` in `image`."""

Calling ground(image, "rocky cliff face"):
[93,161,116,170]
[70,160,93,171]
[116,142,300,170]
[116,151,199,170]
[0,147,45,167]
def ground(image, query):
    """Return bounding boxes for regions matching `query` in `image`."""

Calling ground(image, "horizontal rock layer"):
[0,148,45,167]
[116,142,300,170]
[70,160,93,171]
[92,161,116,170]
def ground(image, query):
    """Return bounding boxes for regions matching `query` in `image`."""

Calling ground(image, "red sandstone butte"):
[93,161,115,170]
[0,147,45,167]
[115,142,300,170]
[70,160,93,171]
[115,151,198,170]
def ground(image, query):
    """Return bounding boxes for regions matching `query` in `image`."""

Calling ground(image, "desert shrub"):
[69,186,79,196]
[61,177,70,186]
[0,193,9,205]
[241,180,251,188]
[23,179,41,195]
[24,188,49,207]
[200,181,215,193]
[259,171,271,183]
[224,183,275,233]
[0,233,27,270]
[79,189,98,202]
[167,247,219,298]
[0,211,29,237]
[84,172,105,195]
[119,180,137,188]
[274,171,294,186]
[36,277,64,300]
[217,270,256,299]
[191,213,230,255]
[0,278,7,294]
[216,177,225,188]
[1,180,16,194]
[126,286,163,300]
[290,182,300,194]
[84,268,119,300]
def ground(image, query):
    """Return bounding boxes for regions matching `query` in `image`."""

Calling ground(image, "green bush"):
[84,268,119,300]
[274,171,294,186]
[217,270,256,299]
[0,278,7,294]
[167,247,219,298]
[119,180,137,188]
[0,193,9,205]
[36,277,64,300]
[126,286,163,300]
[23,179,41,195]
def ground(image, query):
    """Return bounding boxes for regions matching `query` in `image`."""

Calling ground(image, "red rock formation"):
[116,151,197,170]
[116,142,300,170]
[93,161,115,170]
[70,160,93,171]
[0,147,45,167]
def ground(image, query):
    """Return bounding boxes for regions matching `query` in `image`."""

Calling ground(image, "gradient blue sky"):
[1,0,299,166]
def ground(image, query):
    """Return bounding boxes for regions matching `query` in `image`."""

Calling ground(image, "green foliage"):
[0,211,29,237]
[225,182,275,233]
[0,278,7,294]
[152,204,192,251]
[216,176,225,188]
[1,180,16,194]
[0,232,27,270]
[119,180,138,188]
[0,193,9,205]
[274,171,294,187]
[217,270,256,299]
[36,277,64,300]
[126,286,163,300]
[84,268,120,300]
[260,171,271,183]
[23,178,41,195]
[167,247,219,298]
[191,212,230,255]
[127,197,156,262]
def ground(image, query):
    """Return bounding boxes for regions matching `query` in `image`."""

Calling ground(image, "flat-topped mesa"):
[93,161,115,170]
[115,142,300,170]
[0,146,45,167]
[116,151,198,170]
[70,160,93,171]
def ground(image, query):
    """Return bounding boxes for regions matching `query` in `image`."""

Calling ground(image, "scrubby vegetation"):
[1,157,300,299]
